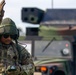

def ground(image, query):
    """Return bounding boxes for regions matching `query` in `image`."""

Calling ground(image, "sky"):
[3,0,76,33]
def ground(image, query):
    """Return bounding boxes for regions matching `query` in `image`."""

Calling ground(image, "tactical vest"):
[0,43,19,74]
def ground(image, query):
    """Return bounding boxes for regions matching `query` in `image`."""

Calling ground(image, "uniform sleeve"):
[0,10,4,24]
[0,0,5,23]
[19,45,35,75]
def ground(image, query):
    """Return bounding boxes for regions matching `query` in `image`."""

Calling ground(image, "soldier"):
[0,0,34,75]
[0,17,34,75]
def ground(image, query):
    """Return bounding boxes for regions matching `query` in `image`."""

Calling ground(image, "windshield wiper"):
[42,37,56,52]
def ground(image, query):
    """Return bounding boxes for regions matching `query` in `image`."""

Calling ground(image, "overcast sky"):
[3,0,76,32]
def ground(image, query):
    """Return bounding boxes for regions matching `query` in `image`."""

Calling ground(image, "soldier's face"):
[0,34,12,44]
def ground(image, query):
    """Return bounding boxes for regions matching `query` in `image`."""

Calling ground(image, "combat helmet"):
[0,18,19,40]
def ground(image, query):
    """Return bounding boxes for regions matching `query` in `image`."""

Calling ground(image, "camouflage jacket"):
[0,42,34,75]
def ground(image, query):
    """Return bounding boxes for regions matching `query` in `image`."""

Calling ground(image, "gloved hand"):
[0,0,6,17]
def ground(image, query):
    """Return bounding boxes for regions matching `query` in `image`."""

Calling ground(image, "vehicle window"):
[34,40,72,59]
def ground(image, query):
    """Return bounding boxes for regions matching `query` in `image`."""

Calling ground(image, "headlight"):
[62,48,70,56]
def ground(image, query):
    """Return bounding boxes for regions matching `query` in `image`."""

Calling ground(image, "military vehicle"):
[21,8,76,75]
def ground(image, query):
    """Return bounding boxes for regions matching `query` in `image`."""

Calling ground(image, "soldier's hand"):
[0,0,6,17]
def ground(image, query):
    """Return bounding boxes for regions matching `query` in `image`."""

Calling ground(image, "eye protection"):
[2,34,16,39]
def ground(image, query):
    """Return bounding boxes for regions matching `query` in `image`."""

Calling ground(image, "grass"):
[18,36,25,40]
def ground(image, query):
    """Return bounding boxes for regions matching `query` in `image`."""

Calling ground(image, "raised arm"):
[0,0,6,23]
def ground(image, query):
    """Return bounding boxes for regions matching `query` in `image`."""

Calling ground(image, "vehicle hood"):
[34,58,68,66]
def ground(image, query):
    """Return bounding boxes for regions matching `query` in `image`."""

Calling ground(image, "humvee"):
[21,8,76,75]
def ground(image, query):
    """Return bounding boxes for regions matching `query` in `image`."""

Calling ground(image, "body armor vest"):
[0,43,19,74]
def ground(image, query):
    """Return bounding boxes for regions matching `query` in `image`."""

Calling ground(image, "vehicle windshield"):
[34,25,74,59]
[34,40,72,59]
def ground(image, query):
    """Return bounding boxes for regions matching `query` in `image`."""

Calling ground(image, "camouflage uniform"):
[0,18,35,75]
